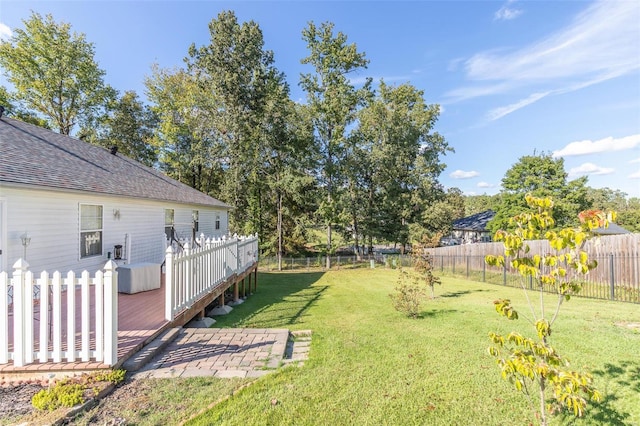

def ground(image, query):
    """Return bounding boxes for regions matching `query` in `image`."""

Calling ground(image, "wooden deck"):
[1,264,257,380]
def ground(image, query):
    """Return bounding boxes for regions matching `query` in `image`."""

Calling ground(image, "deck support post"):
[233,280,239,303]
[254,267,258,292]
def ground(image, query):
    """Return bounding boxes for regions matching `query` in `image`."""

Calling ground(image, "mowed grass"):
[187,269,640,426]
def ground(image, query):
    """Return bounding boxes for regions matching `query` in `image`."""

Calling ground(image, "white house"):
[0,115,232,274]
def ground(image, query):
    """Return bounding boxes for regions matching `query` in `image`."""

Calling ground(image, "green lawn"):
[185,269,640,426]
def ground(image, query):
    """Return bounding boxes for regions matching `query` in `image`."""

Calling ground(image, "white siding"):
[0,186,230,274]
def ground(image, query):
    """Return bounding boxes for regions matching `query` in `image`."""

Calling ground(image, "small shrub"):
[93,368,126,384]
[32,379,85,411]
[412,248,441,299]
[389,269,427,318]
[31,369,126,412]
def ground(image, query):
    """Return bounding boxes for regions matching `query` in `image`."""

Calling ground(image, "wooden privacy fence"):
[0,259,118,367]
[165,234,258,321]
[426,233,640,303]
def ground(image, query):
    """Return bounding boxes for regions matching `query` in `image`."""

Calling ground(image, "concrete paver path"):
[130,328,301,379]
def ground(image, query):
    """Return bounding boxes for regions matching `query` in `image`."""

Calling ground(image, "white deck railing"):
[164,234,258,321]
[0,259,118,367]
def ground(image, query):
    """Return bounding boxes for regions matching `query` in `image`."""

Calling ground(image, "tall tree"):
[353,81,450,252]
[0,85,51,128]
[489,153,589,232]
[0,12,113,134]
[84,91,159,167]
[588,187,640,232]
[300,21,371,267]
[262,91,316,268]
[187,11,277,232]
[465,194,501,216]
[145,66,217,192]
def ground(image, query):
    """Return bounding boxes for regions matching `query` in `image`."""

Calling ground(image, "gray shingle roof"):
[0,117,231,209]
[592,223,631,235]
[452,210,495,231]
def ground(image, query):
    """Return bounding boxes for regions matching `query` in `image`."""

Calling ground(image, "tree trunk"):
[539,377,547,426]
[277,188,283,271]
[326,222,332,269]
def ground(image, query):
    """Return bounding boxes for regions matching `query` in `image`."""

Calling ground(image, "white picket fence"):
[1,234,259,369]
[0,259,118,367]
[165,234,258,320]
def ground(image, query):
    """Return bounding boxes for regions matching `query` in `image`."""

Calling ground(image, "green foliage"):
[389,269,427,318]
[464,193,501,216]
[588,187,640,232]
[92,368,126,384]
[489,153,590,233]
[412,242,442,299]
[300,20,371,266]
[389,241,441,316]
[0,12,113,134]
[32,379,85,411]
[81,91,159,167]
[485,194,614,425]
[31,369,126,412]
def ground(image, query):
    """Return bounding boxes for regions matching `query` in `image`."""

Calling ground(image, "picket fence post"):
[165,246,174,321]
[0,271,8,364]
[103,260,118,366]
[12,259,28,367]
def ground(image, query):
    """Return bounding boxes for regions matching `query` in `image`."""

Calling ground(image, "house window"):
[215,214,220,230]
[164,209,174,240]
[80,204,103,258]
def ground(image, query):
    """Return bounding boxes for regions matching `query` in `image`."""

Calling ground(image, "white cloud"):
[487,91,550,121]
[568,162,614,177]
[629,170,640,179]
[477,182,494,188]
[466,1,639,82]
[553,134,640,157]
[0,22,12,40]
[629,157,640,164]
[450,170,480,179]
[446,1,640,117]
[494,1,523,21]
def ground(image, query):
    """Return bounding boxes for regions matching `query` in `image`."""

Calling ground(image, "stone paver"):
[130,328,303,380]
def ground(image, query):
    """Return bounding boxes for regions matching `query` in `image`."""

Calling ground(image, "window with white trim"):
[80,204,103,258]
[215,214,221,230]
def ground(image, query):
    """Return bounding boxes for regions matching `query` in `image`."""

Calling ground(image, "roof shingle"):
[0,117,230,208]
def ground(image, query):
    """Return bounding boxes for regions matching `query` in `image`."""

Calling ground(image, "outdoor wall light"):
[114,244,123,260]
[20,232,31,259]
[113,209,121,219]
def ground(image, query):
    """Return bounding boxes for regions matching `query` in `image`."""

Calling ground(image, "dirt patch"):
[0,382,45,424]
[0,377,118,425]
[615,321,640,331]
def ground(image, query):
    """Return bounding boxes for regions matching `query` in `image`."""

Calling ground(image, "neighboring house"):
[0,115,232,274]
[592,223,631,236]
[449,210,496,245]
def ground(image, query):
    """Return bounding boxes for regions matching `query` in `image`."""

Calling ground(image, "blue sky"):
[1,0,639,198]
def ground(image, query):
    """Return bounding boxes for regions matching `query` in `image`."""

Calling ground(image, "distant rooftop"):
[592,223,631,235]
[453,210,496,231]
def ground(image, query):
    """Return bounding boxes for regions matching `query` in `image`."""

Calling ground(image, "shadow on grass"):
[214,271,327,328]
[440,289,493,298]
[418,309,458,319]
[569,360,640,425]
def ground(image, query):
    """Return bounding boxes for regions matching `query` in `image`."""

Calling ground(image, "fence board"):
[1,260,118,367]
